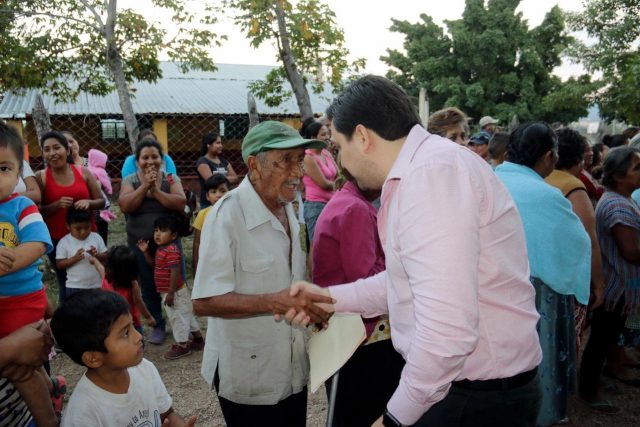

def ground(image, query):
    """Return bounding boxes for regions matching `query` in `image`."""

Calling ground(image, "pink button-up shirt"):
[329,125,542,425]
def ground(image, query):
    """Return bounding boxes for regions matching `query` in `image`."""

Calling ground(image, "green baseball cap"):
[241,121,326,163]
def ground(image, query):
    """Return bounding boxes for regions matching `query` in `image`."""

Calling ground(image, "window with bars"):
[101,119,127,141]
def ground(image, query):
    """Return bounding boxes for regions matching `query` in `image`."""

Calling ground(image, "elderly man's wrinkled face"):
[252,148,305,206]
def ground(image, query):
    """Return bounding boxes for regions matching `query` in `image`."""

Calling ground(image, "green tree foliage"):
[0,0,223,148]
[382,0,596,125]
[568,0,640,123]
[222,0,365,119]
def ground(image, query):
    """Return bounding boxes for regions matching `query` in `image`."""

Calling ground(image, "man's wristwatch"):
[382,410,405,427]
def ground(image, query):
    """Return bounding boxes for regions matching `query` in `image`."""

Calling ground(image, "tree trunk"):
[247,92,259,129]
[104,0,138,152]
[107,42,139,152]
[274,2,314,121]
[31,92,51,141]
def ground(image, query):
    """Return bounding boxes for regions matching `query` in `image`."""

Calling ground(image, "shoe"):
[148,327,166,345]
[190,337,205,351]
[164,343,192,360]
[50,375,67,417]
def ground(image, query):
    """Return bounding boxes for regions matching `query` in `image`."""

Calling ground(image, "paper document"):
[308,314,366,393]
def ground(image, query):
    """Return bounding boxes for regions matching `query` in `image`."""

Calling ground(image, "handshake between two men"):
[271,282,335,327]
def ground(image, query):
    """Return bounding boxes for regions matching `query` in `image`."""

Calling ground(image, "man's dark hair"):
[602,134,628,148]
[507,122,557,168]
[488,132,509,160]
[555,128,588,170]
[154,214,179,234]
[326,75,420,140]
[50,289,130,366]
[137,129,158,143]
[0,121,24,170]
[66,207,93,225]
[602,146,640,188]
[204,174,229,193]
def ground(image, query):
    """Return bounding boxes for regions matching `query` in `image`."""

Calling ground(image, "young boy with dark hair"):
[56,208,107,298]
[50,289,197,426]
[138,215,203,359]
[0,121,59,426]
[192,175,229,273]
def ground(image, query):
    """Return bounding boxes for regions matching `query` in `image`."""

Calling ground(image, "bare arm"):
[226,163,239,185]
[196,164,212,181]
[567,189,605,307]
[612,224,640,265]
[160,408,196,427]
[192,289,333,323]
[56,248,85,270]
[304,155,334,190]
[0,242,46,277]
[192,230,201,274]
[76,167,105,210]
[20,176,41,204]
[132,280,155,324]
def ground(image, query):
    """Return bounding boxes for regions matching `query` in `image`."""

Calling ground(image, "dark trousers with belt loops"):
[412,368,541,427]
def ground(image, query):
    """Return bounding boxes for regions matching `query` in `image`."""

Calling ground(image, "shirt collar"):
[386,124,432,181]
[236,176,295,232]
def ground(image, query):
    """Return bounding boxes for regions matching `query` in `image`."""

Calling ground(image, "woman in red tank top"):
[36,131,104,302]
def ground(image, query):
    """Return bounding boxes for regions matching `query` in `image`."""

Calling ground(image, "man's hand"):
[0,246,16,273]
[1,364,36,383]
[271,281,335,326]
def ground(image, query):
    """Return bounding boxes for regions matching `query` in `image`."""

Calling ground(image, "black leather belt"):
[453,367,538,391]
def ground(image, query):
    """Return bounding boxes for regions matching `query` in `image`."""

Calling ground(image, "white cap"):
[479,116,499,128]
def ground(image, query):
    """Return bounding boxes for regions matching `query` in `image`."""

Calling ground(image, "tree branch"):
[77,0,105,30]
[1,9,102,32]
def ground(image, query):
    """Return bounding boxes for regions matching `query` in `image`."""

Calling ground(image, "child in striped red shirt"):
[137,215,203,360]
[0,122,60,427]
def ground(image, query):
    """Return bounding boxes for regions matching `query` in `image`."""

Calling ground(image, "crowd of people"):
[1,74,640,427]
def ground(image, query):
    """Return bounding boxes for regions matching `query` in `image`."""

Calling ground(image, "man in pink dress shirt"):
[289,76,542,427]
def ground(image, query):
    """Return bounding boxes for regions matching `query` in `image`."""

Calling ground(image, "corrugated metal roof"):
[0,62,335,118]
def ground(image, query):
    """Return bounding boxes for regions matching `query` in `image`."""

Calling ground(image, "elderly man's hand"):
[271,281,334,326]
[3,320,53,369]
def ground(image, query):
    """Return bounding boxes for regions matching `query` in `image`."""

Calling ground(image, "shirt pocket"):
[239,254,274,273]
[229,342,280,397]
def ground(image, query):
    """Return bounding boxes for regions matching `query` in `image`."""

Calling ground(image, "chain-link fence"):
[20,113,303,195]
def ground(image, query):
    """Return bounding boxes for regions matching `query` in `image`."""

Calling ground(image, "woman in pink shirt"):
[301,120,337,242]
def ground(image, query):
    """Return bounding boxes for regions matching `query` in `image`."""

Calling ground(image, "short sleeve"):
[121,156,136,178]
[603,198,640,230]
[55,237,70,259]
[164,155,177,175]
[16,198,53,253]
[141,359,172,415]
[121,173,139,188]
[163,245,182,268]
[93,233,107,253]
[193,208,209,231]
[22,161,35,178]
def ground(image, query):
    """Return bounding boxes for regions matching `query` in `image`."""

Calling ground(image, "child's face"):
[102,313,144,368]
[68,220,92,241]
[154,227,177,246]
[0,146,21,200]
[206,184,229,205]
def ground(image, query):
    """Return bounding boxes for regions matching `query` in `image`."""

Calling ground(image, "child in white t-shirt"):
[55,208,106,299]
[50,289,197,427]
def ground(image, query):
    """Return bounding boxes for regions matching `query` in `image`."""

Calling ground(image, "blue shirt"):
[0,195,53,296]
[121,154,177,178]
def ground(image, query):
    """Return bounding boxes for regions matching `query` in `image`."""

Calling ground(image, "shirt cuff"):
[387,380,432,426]
[328,282,363,313]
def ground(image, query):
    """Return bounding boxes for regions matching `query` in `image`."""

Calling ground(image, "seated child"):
[50,289,197,427]
[192,175,229,273]
[137,215,203,360]
[91,245,156,335]
[0,122,58,427]
[55,208,107,298]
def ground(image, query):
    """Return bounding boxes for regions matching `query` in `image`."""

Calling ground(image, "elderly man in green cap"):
[192,121,333,426]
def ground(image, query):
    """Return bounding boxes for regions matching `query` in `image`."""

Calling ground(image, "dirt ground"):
[48,211,640,426]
